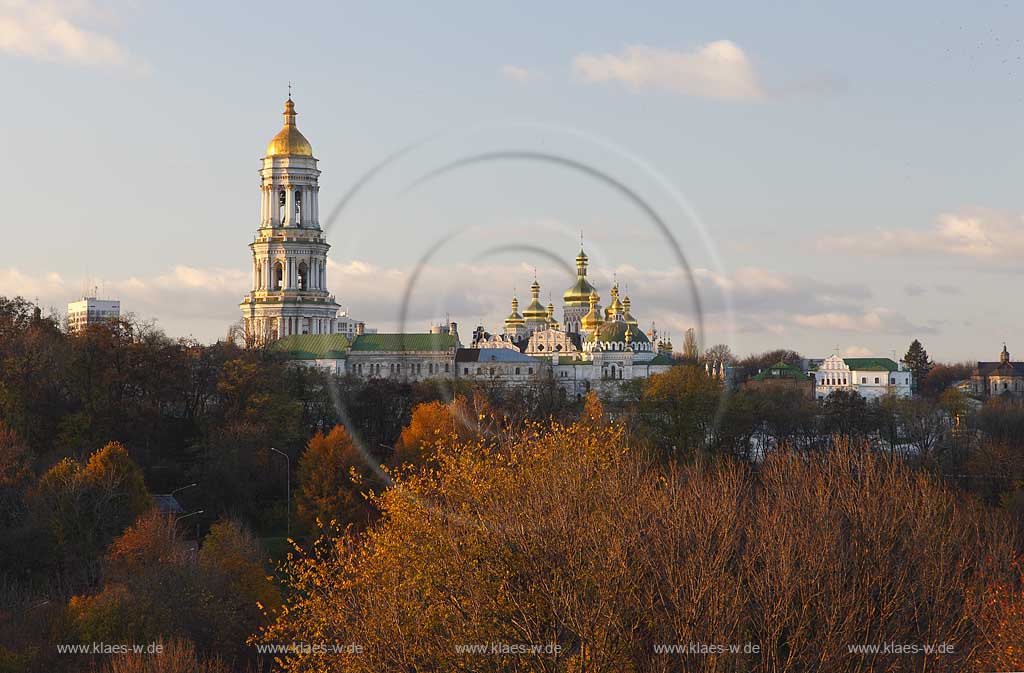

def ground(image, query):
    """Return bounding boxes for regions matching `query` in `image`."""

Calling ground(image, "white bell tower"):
[240,97,341,343]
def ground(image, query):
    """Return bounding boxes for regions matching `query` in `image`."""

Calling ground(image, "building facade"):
[971,344,1024,398]
[240,98,342,343]
[67,297,120,333]
[812,355,912,400]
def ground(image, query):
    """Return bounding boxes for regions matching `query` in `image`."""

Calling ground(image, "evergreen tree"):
[904,339,932,393]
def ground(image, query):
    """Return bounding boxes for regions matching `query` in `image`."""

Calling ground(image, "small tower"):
[240,97,340,343]
[504,294,525,339]
[604,282,624,321]
[622,293,637,326]
[563,246,597,334]
[522,276,548,336]
[580,290,603,339]
[1001,343,1010,364]
[546,299,559,329]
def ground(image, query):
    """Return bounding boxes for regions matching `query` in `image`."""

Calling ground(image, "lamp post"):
[174,509,204,551]
[170,482,197,497]
[270,447,290,538]
[175,509,204,524]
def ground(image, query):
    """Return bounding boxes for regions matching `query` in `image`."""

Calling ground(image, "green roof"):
[349,333,457,352]
[647,353,675,366]
[586,320,651,344]
[272,334,349,360]
[751,360,809,381]
[843,357,900,372]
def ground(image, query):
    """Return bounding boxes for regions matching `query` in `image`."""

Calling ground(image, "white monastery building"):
[812,355,913,400]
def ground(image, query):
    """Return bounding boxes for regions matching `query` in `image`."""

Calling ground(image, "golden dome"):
[563,247,595,305]
[505,296,524,325]
[622,295,638,326]
[522,279,547,320]
[581,290,603,331]
[604,283,623,321]
[266,99,313,157]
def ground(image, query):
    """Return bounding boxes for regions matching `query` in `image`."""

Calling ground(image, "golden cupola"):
[622,294,638,326]
[266,98,314,158]
[581,290,603,332]
[505,295,524,326]
[604,283,624,321]
[546,300,559,328]
[563,248,597,306]
[522,278,548,320]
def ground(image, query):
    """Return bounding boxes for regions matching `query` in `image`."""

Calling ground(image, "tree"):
[637,365,722,458]
[702,343,734,366]
[196,518,281,651]
[0,422,32,527]
[296,425,375,530]
[259,418,1021,673]
[904,339,933,393]
[681,327,699,361]
[32,442,152,583]
[580,390,606,426]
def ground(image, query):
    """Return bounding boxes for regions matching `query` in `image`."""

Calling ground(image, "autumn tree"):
[259,418,1021,673]
[296,425,376,530]
[32,442,151,583]
[637,364,722,458]
[392,395,496,468]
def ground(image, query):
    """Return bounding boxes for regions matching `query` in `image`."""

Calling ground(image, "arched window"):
[274,261,284,290]
[278,190,286,224]
[295,190,303,225]
[874,377,880,384]
[297,262,308,290]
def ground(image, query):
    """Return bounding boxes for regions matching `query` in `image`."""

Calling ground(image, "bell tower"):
[240,97,341,343]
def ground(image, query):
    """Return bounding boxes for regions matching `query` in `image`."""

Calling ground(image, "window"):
[515,367,521,375]
[445,363,450,373]
[861,377,866,384]
[528,367,533,374]
[890,378,895,385]
[476,367,482,375]
[874,377,880,384]
[463,367,469,375]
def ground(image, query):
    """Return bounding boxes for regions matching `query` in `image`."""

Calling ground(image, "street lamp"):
[175,509,204,524]
[270,447,290,538]
[170,482,197,497]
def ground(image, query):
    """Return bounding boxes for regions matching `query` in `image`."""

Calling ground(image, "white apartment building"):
[812,355,913,400]
[67,297,120,333]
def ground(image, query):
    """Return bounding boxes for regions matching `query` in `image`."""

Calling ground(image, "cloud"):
[0,0,148,73]
[0,264,245,340]
[792,308,935,335]
[571,41,763,100]
[816,209,1024,261]
[501,64,542,82]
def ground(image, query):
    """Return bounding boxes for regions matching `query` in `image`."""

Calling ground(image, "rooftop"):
[350,333,458,352]
[273,334,350,360]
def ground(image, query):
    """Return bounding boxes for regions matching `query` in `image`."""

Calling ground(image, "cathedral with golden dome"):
[484,245,676,394]
[253,98,678,396]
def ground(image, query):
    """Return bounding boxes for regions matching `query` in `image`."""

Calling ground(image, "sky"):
[2,0,1024,361]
